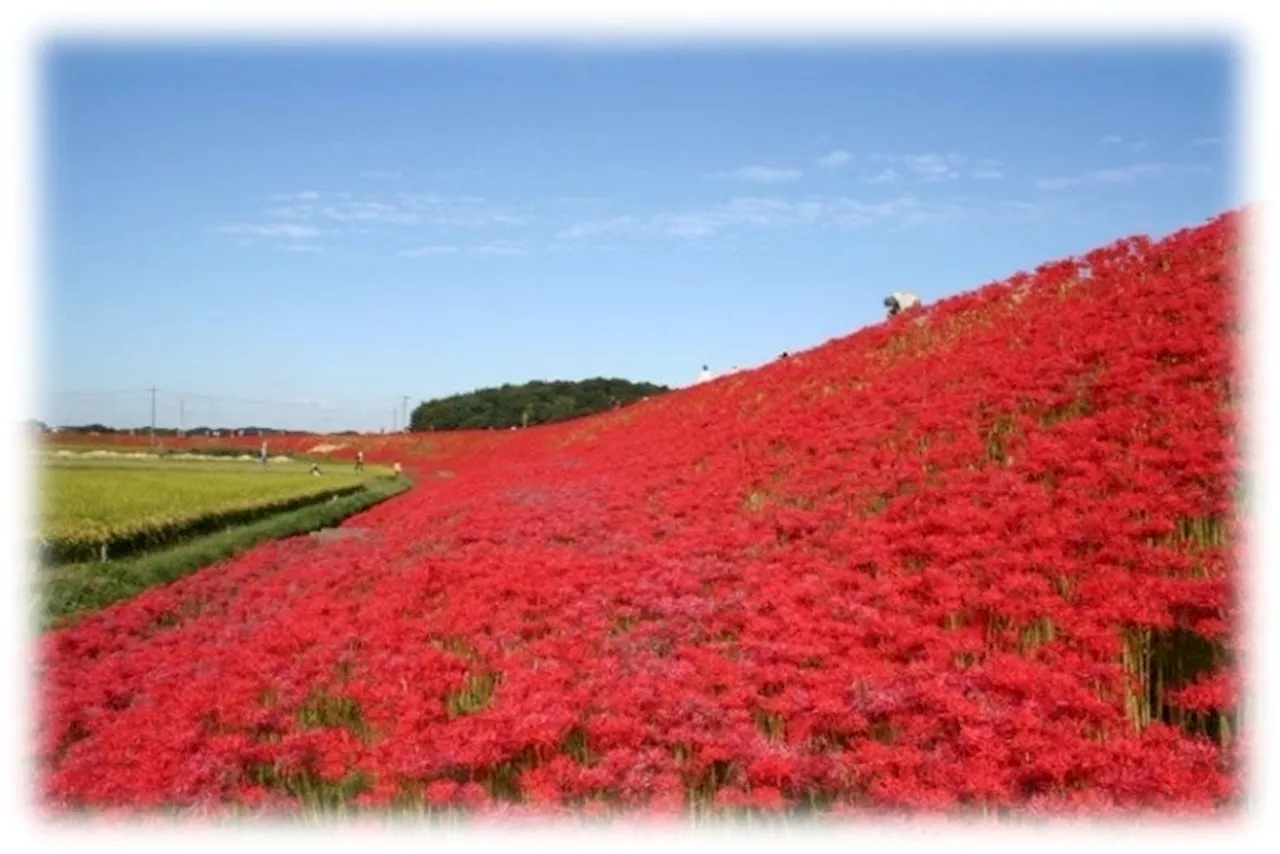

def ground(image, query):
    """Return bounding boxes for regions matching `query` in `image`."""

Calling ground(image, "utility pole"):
[402,395,409,432]
[178,399,184,437]
[150,387,156,446]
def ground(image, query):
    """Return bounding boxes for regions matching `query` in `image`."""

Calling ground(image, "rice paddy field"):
[37,455,387,564]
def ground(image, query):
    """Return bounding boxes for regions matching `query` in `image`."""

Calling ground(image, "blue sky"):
[40,42,1238,432]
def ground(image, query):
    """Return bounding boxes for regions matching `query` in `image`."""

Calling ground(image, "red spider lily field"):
[34,211,1245,824]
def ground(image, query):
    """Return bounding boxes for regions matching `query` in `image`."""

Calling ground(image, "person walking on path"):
[260,441,269,467]
[355,450,365,472]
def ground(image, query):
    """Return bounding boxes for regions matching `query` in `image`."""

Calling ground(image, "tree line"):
[32,422,311,437]
[409,378,670,431]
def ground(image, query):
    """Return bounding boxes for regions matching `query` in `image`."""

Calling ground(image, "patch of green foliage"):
[409,377,669,431]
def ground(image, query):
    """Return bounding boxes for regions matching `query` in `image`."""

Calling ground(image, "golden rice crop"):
[38,459,370,561]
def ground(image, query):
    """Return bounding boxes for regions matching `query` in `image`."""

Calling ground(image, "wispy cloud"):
[258,191,526,229]
[902,153,967,182]
[554,192,1008,243]
[971,158,1005,180]
[472,241,529,256]
[556,198,824,241]
[1090,163,1200,183]
[398,245,459,257]
[815,149,854,168]
[1035,161,1212,191]
[868,152,974,183]
[214,222,322,239]
[359,170,403,180]
[710,165,803,185]
[1034,176,1078,191]
[1098,135,1149,153]
[399,241,529,258]
[269,191,320,202]
[1192,136,1225,147]
[218,189,529,256]
[551,195,604,207]
[555,216,642,242]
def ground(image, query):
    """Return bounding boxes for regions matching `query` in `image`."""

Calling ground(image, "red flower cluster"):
[35,211,1244,820]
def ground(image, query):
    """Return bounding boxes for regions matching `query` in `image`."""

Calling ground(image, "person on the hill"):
[260,441,269,467]
[884,291,922,319]
[697,365,713,384]
[355,450,364,472]
[393,462,403,478]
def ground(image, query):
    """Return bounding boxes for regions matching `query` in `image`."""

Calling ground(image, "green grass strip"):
[36,475,413,632]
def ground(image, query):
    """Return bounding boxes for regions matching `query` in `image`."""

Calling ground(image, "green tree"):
[409,377,669,431]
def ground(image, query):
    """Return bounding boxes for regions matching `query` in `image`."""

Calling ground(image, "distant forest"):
[409,378,670,431]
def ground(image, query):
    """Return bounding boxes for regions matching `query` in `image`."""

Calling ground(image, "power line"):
[48,387,405,409]
[43,387,427,433]
[47,389,154,398]
[153,389,405,410]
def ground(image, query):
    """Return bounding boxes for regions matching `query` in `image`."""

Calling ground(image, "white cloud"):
[994,199,1047,220]
[555,216,641,241]
[556,198,824,242]
[866,152,977,183]
[257,191,526,229]
[472,241,529,256]
[971,158,1004,180]
[710,165,803,184]
[551,196,604,207]
[1035,176,1078,191]
[319,200,421,225]
[554,192,1005,243]
[1034,162,1211,191]
[901,153,967,182]
[1100,135,1151,153]
[214,222,322,239]
[398,245,460,257]
[826,195,969,231]
[269,191,320,202]
[399,241,528,258]
[815,149,854,168]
